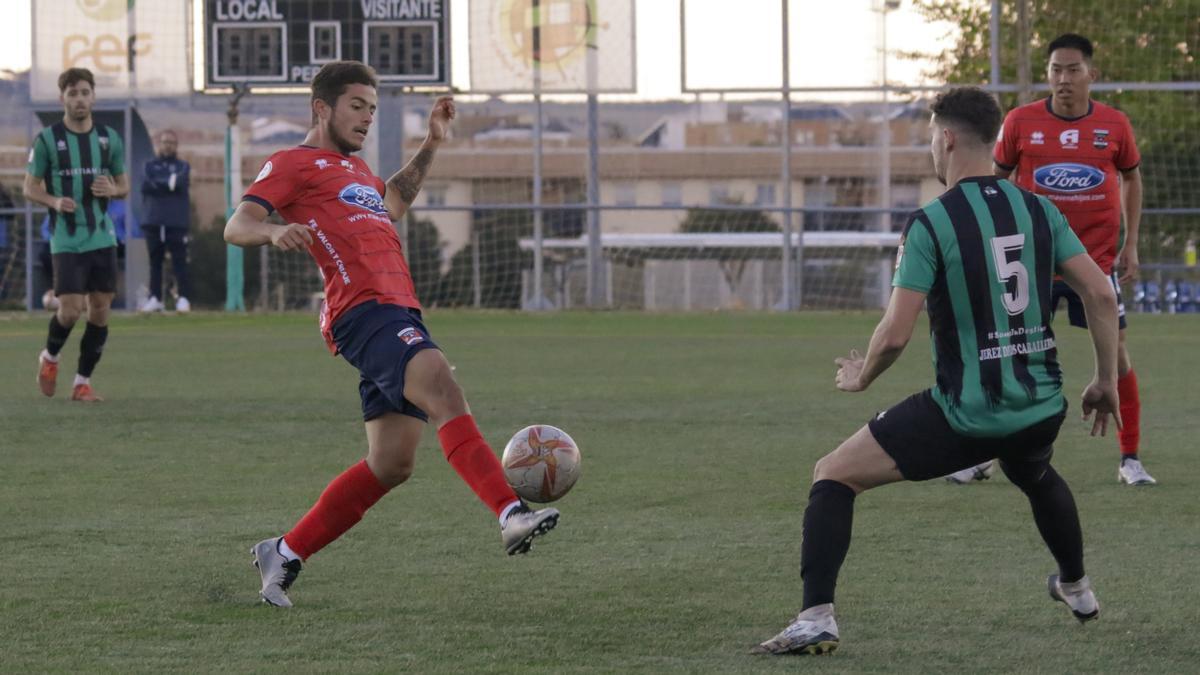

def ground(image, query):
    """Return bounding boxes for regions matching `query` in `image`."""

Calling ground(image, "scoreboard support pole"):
[224,85,248,312]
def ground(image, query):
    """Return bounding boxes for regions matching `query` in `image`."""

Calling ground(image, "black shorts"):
[53,247,119,295]
[332,301,439,422]
[1051,272,1127,330]
[867,390,1066,481]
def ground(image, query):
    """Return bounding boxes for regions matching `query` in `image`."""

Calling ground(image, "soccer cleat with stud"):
[1048,574,1099,624]
[945,460,995,484]
[175,297,191,313]
[501,503,559,555]
[38,352,58,397]
[251,537,302,608]
[1118,457,1157,486]
[751,604,840,656]
[71,383,103,402]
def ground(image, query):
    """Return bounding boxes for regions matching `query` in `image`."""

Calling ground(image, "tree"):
[677,204,780,290]
[908,0,1200,258]
[439,210,531,308]
[403,211,446,305]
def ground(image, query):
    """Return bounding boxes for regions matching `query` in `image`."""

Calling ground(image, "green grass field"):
[1,310,1198,673]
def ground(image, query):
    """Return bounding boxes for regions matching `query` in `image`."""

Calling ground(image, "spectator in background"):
[140,129,192,313]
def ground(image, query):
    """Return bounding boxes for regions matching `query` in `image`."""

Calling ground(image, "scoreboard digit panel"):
[205,0,449,88]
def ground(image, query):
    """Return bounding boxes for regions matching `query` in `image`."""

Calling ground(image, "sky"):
[0,0,952,99]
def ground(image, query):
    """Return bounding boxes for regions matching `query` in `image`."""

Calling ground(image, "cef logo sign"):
[31,0,189,102]
[76,0,133,21]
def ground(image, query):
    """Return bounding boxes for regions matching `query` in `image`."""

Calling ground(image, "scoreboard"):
[204,0,450,88]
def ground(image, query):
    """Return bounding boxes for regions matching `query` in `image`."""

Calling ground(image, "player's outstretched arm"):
[224,200,312,251]
[383,96,455,221]
[836,287,925,392]
[1059,252,1122,435]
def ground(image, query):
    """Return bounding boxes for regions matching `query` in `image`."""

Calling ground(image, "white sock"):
[41,349,59,363]
[277,537,301,562]
[499,500,523,525]
[73,374,89,387]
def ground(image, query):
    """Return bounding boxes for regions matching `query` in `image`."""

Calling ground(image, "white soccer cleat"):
[501,503,559,555]
[945,460,995,484]
[1118,457,1157,486]
[175,297,191,313]
[251,537,302,608]
[751,603,840,655]
[139,296,164,313]
[1048,574,1099,623]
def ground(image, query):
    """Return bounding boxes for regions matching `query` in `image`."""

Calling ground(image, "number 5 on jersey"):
[991,234,1029,315]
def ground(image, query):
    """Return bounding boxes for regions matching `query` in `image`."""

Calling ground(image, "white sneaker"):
[1118,457,1156,485]
[945,460,995,484]
[1048,574,1099,623]
[751,603,840,655]
[175,297,191,313]
[139,296,164,313]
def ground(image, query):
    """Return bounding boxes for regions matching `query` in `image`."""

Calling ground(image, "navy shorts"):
[332,301,439,422]
[53,247,118,295]
[1051,272,1127,330]
[867,390,1066,481]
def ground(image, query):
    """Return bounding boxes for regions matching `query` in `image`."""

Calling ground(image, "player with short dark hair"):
[225,60,560,608]
[753,86,1122,655]
[964,32,1156,486]
[24,67,129,402]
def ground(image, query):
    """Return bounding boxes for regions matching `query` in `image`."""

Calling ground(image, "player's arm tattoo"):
[387,146,436,205]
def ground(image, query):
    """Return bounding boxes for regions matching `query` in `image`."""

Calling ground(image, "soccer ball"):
[501,425,581,503]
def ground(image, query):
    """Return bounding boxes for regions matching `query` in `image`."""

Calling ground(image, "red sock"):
[437,414,520,516]
[283,459,390,560]
[1117,370,1141,456]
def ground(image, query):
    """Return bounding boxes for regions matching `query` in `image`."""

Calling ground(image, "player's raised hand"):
[1080,379,1122,437]
[835,349,866,392]
[427,96,455,143]
[55,196,76,213]
[270,222,313,251]
[1117,246,1139,284]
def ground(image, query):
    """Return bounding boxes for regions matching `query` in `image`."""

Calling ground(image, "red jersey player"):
[225,61,560,608]
[987,33,1152,486]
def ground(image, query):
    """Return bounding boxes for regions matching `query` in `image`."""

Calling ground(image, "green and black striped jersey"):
[26,121,125,254]
[894,176,1088,437]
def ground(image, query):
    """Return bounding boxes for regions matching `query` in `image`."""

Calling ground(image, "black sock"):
[46,315,73,356]
[77,322,109,378]
[1003,462,1085,583]
[801,479,857,610]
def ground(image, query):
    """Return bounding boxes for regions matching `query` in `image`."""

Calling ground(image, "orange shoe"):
[38,352,58,397]
[71,383,103,402]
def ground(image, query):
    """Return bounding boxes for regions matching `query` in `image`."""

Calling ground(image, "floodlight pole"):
[584,7,603,308]
[225,84,248,311]
[124,5,137,311]
[780,0,797,310]
[23,112,34,311]
[531,0,546,310]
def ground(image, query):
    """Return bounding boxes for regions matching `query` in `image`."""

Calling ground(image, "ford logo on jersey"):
[1033,163,1106,193]
[338,183,388,214]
